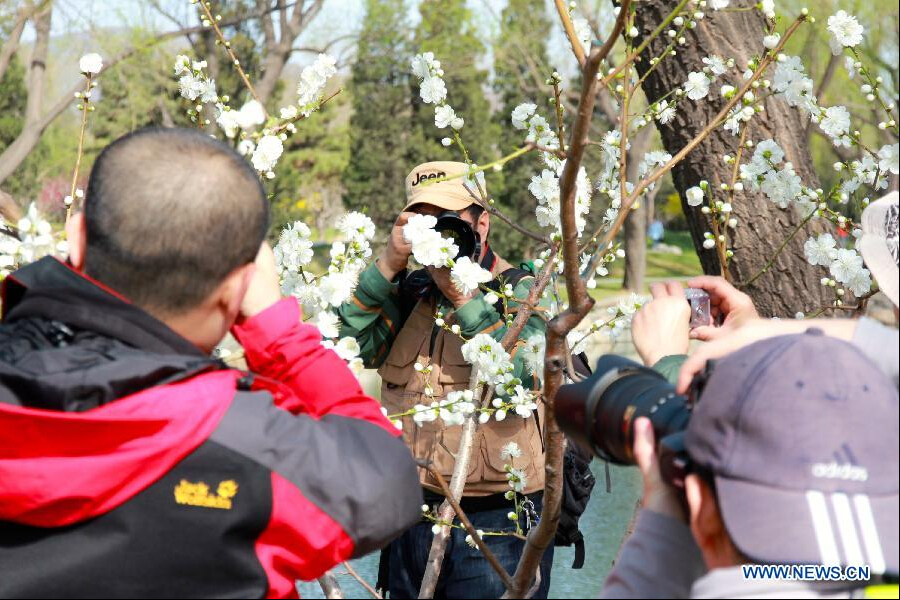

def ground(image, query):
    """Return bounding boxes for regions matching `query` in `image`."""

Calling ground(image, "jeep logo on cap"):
[411,171,446,186]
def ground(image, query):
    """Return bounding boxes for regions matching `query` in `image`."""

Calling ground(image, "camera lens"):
[555,354,692,465]
[434,212,477,260]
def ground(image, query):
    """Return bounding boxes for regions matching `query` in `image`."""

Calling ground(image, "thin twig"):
[66,74,93,221]
[196,0,265,112]
[341,561,382,599]
[417,460,515,592]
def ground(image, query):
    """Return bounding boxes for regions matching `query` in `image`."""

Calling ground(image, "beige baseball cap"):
[859,191,899,307]
[403,161,481,213]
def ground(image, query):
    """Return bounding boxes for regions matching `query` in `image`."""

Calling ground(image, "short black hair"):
[463,203,485,220]
[84,127,269,316]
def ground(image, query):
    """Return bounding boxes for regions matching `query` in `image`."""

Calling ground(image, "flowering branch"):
[417,459,516,591]
[194,0,266,113]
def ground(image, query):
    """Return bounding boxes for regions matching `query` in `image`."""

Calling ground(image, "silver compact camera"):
[684,288,711,328]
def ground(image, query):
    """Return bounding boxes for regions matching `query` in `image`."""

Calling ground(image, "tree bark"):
[622,125,655,291]
[253,0,325,104]
[632,0,831,316]
[0,2,39,83]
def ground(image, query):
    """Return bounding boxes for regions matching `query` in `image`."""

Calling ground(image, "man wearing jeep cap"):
[601,331,899,598]
[336,161,554,598]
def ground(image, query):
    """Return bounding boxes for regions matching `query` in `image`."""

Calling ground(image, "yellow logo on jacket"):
[174,479,239,509]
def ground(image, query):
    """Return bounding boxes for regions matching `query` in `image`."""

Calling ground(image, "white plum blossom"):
[827,10,864,55]
[410,52,439,79]
[216,106,240,138]
[318,272,355,307]
[761,162,803,208]
[435,104,457,129]
[772,56,816,112]
[235,100,266,131]
[402,214,457,267]
[804,233,838,266]
[520,334,545,379]
[572,16,591,50]
[686,186,705,207]
[250,135,284,173]
[843,266,873,297]
[461,334,513,388]
[419,76,447,105]
[337,211,376,242]
[174,55,191,75]
[709,0,730,9]
[829,248,865,283]
[763,33,781,49]
[501,442,522,461]
[506,467,528,493]
[274,221,314,274]
[878,144,899,175]
[79,53,103,75]
[654,100,676,124]
[315,311,340,339]
[702,55,727,76]
[509,385,538,418]
[511,103,537,129]
[450,257,492,296]
[819,106,851,146]
[296,53,337,116]
[684,72,711,100]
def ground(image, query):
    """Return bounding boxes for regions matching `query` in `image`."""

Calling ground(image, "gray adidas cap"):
[685,330,899,574]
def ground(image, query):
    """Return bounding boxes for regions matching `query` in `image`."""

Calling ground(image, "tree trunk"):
[0,3,35,83]
[632,0,831,317]
[622,126,655,291]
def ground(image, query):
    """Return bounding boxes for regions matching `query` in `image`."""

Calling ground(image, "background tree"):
[343,0,413,232]
[490,0,553,260]
[633,0,831,316]
[408,0,498,175]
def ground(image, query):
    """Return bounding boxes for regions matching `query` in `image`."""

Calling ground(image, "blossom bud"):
[441,137,452,147]
[431,524,442,535]
[508,512,518,521]
[703,239,716,249]
[728,218,738,228]
[733,182,744,192]
[701,206,711,214]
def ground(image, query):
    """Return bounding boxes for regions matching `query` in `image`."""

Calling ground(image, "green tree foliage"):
[343,0,414,232]
[408,0,500,199]
[490,0,553,259]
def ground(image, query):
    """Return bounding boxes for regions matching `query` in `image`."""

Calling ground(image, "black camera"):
[434,210,478,261]
[555,355,712,488]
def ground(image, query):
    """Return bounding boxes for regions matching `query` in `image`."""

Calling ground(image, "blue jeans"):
[387,492,553,599]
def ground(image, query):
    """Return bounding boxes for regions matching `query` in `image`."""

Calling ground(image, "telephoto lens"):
[434,211,477,259]
[555,355,693,465]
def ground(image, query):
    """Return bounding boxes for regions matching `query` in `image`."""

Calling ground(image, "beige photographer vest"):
[378,286,546,497]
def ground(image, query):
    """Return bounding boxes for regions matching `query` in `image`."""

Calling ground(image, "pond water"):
[296,462,641,599]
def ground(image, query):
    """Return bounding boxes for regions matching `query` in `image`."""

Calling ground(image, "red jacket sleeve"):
[231,298,398,436]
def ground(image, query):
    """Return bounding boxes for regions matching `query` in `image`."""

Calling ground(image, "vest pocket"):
[479,415,543,491]
[419,422,481,486]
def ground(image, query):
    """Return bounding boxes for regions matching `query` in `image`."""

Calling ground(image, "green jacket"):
[336,262,550,389]
[653,354,687,385]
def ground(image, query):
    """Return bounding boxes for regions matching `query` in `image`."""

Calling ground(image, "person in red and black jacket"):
[0,128,422,599]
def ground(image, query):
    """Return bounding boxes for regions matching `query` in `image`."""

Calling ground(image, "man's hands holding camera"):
[377,211,415,281]
[631,282,693,367]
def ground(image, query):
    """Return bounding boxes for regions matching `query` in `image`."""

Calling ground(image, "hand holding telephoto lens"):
[634,417,687,522]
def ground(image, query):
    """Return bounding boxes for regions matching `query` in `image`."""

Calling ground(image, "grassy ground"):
[560,230,703,304]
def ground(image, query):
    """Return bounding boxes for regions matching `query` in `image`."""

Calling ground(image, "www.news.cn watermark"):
[742,564,871,582]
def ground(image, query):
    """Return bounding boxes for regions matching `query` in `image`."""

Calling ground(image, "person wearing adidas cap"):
[336,161,555,598]
[602,332,899,598]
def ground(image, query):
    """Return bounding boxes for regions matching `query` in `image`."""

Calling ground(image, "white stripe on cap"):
[807,490,840,566]
[831,492,865,566]
[853,494,886,574]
